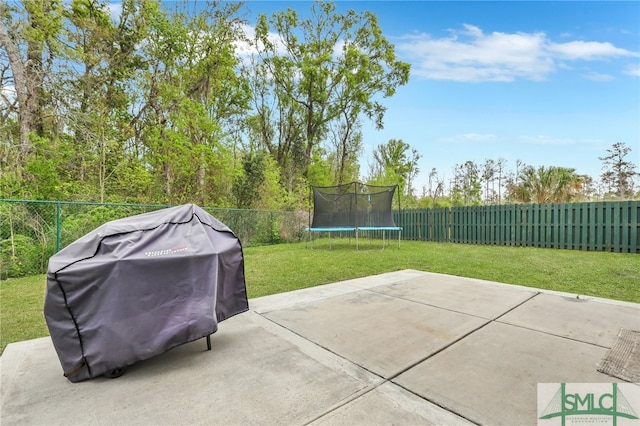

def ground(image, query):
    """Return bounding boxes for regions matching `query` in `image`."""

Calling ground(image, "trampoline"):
[305,182,402,250]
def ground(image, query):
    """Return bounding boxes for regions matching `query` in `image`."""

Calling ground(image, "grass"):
[2,240,639,353]
[1,274,51,354]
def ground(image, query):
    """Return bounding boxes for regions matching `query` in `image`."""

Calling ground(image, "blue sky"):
[242,1,640,191]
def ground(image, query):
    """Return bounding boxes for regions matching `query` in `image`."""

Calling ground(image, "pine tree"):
[599,142,638,200]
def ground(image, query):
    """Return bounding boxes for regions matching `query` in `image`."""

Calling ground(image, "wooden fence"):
[397,201,639,253]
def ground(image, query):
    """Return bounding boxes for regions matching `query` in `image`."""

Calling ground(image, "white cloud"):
[457,133,498,142]
[439,133,499,143]
[515,135,605,146]
[233,23,258,57]
[582,71,615,81]
[234,23,287,58]
[547,40,635,61]
[397,25,638,83]
[439,133,604,147]
[624,64,640,77]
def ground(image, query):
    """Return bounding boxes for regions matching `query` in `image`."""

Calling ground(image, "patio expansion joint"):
[254,303,489,426]
[379,290,543,389]
[301,379,483,426]
[300,385,381,426]
[297,288,546,426]
[496,320,615,349]
[255,284,604,425]
[492,292,618,350]
[384,380,484,426]
[364,285,538,322]
[365,291,545,426]
[252,310,401,425]
[250,310,385,384]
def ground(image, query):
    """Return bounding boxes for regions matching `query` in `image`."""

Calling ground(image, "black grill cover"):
[44,204,249,382]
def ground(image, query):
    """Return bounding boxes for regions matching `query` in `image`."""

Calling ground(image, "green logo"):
[539,383,639,426]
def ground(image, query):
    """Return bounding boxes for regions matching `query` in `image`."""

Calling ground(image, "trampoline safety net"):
[310,182,399,228]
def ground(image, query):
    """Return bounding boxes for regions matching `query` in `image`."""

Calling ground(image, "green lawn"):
[2,240,639,353]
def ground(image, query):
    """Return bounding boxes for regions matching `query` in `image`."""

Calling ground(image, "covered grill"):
[44,204,249,382]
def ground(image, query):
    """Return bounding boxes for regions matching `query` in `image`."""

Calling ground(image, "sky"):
[240,1,640,191]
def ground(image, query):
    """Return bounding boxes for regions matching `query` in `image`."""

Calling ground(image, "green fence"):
[0,200,307,279]
[398,201,639,253]
[2,200,638,279]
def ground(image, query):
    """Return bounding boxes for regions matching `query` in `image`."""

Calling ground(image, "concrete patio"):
[2,270,639,425]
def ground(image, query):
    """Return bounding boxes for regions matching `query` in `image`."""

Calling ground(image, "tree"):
[580,174,598,201]
[1,0,63,160]
[481,158,496,203]
[425,167,445,207]
[233,151,266,209]
[252,0,410,183]
[1,1,420,209]
[599,142,638,200]
[451,161,482,206]
[494,157,507,204]
[508,165,584,203]
[244,55,306,190]
[305,147,333,188]
[1,0,156,202]
[328,116,362,185]
[63,0,133,201]
[369,139,421,197]
[132,1,250,205]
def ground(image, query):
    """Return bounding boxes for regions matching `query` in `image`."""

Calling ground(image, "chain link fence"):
[0,200,307,279]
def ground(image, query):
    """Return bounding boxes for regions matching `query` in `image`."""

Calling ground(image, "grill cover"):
[44,204,249,382]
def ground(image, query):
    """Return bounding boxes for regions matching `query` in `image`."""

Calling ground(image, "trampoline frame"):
[305,226,402,251]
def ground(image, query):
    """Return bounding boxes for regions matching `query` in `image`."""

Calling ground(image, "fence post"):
[56,201,62,252]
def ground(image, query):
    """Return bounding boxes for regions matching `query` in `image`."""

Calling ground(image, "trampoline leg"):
[206,334,211,351]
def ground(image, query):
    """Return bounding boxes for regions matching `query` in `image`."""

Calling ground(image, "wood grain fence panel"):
[629,202,638,253]
[398,202,638,252]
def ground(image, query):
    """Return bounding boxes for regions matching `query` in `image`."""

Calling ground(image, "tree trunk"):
[0,21,32,158]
